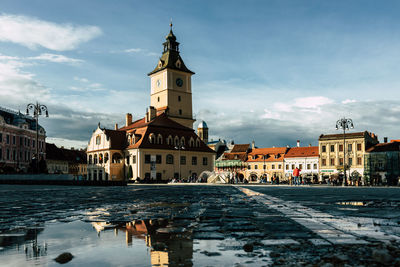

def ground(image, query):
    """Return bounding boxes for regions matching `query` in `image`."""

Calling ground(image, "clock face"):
[176,78,183,87]
[156,79,161,87]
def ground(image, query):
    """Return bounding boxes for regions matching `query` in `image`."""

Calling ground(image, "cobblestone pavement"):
[1,184,400,266]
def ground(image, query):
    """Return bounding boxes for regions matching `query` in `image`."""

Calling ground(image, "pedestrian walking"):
[293,167,300,185]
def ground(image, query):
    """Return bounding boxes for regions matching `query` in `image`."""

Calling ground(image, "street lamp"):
[174,142,185,181]
[336,117,354,186]
[26,102,49,173]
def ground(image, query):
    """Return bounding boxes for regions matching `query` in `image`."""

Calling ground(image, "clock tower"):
[148,24,195,129]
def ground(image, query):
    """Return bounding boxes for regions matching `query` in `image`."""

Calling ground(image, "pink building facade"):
[0,107,46,173]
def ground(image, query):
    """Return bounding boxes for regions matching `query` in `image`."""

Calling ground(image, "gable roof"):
[366,142,400,153]
[231,144,250,153]
[103,129,127,150]
[285,146,319,158]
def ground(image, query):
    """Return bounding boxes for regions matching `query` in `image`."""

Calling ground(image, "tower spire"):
[170,18,173,31]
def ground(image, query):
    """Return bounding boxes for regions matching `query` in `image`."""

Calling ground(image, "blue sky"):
[1,0,400,148]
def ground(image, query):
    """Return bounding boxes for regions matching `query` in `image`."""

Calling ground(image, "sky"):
[1,0,400,149]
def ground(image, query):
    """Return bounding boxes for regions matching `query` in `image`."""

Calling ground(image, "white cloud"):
[74,76,89,83]
[0,14,102,51]
[124,48,143,53]
[29,53,83,64]
[342,99,357,104]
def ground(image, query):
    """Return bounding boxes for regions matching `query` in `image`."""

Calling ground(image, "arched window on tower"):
[167,135,173,145]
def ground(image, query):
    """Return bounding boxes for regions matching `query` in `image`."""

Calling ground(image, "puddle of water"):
[0,219,272,267]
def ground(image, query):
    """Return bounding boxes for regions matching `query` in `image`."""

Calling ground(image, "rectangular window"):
[348,158,353,166]
[202,157,208,166]
[299,164,303,170]
[32,140,35,148]
[285,164,289,170]
[278,164,282,169]
[264,165,267,170]
[145,154,151,164]
[248,165,251,170]
[255,165,258,169]
[12,136,16,145]
[156,155,162,164]
[192,156,197,165]
[339,144,343,152]
[330,158,335,166]
[6,149,10,160]
[322,145,326,152]
[322,159,326,166]
[307,164,311,170]
[6,135,10,144]
[330,145,334,152]
[132,155,136,164]
[291,164,295,170]
[13,150,16,160]
[348,144,352,152]
[271,164,275,169]
[357,143,362,151]
[313,163,317,169]
[339,158,343,166]
[181,156,186,165]
[357,157,362,165]
[19,137,23,145]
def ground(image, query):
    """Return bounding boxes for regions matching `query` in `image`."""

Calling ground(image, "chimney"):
[251,140,255,149]
[115,123,118,130]
[71,147,74,150]
[126,113,132,127]
[309,144,311,147]
[145,106,157,123]
[297,140,300,147]
[384,137,388,143]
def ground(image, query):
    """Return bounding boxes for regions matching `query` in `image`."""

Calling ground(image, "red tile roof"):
[285,146,319,158]
[231,144,250,153]
[247,147,288,162]
[366,142,400,152]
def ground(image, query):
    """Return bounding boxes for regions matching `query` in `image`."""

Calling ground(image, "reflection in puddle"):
[1,218,271,266]
[336,201,366,206]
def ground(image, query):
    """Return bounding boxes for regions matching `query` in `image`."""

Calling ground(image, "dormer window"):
[158,60,163,68]
[175,59,181,68]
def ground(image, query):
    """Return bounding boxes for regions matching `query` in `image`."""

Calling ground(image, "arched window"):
[88,155,93,164]
[166,154,174,164]
[174,136,179,147]
[94,154,98,164]
[167,135,173,145]
[196,139,201,147]
[104,153,109,163]
[180,137,185,146]
[189,137,194,147]
[127,135,131,145]
[99,153,103,164]
[112,153,122,163]
[157,134,163,144]
[149,133,156,144]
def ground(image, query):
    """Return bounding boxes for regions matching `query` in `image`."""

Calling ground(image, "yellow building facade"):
[318,131,379,181]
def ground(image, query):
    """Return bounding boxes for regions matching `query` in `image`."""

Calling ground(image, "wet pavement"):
[1,184,400,266]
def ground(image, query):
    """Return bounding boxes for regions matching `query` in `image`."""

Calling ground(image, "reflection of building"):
[86,26,214,182]
[46,143,87,178]
[318,131,378,181]
[364,141,400,185]
[246,146,288,182]
[119,220,193,267]
[284,142,319,181]
[0,106,46,173]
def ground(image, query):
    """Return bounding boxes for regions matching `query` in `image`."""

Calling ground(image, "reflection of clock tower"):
[148,24,195,129]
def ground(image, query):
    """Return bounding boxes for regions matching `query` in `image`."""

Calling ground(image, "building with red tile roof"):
[86,26,215,182]
[283,145,319,183]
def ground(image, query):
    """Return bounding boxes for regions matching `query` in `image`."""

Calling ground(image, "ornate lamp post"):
[336,117,354,186]
[26,102,49,173]
[174,142,185,181]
